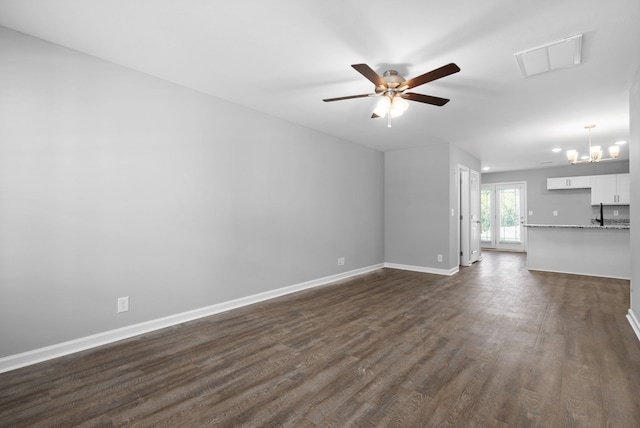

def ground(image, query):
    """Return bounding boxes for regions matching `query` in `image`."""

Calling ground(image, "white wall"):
[629,68,640,333]
[0,27,384,358]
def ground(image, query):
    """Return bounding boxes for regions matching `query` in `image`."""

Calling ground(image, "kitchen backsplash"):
[590,218,630,225]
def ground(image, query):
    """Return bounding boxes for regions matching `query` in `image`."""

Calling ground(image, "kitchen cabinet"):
[591,173,630,205]
[547,175,592,190]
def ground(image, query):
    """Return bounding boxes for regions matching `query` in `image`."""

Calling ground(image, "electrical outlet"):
[117,296,129,313]
[553,210,558,216]
[337,257,345,266]
[437,254,443,262]
[529,210,533,216]
[613,210,619,216]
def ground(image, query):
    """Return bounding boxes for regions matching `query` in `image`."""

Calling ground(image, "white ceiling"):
[1,0,638,172]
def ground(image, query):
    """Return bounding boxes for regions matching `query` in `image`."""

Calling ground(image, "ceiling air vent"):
[514,34,582,78]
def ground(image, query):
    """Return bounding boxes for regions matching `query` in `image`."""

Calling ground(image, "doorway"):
[481,182,527,251]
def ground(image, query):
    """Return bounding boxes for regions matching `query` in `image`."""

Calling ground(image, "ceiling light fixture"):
[324,64,459,127]
[373,94,409,127]
[567,124,620,164]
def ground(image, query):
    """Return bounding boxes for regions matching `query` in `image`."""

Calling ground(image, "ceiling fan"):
[323,63,460,126]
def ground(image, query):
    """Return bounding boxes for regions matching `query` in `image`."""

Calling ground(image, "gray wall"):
[385,144,450,268]
[384,143,480,270]
[0,28,385,357]
[630,68,639,324]
[482,161,629,226]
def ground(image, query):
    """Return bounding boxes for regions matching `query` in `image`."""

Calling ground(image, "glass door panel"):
[498,187,520,243]
[496,183,525,251]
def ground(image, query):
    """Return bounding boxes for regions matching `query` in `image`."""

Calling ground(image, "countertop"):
[525,223,630,230]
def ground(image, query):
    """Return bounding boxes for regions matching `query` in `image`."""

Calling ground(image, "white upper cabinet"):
[591,173,630,205]
[617,174,631,204]
[547,176,592,190]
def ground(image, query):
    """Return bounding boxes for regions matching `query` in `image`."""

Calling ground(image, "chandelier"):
[567,124,620,164]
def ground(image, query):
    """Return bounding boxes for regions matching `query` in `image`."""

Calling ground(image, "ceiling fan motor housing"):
[377,70,405,93]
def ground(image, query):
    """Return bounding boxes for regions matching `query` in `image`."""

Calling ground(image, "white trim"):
[384,262,459,276]
[0,263,384,374]
[627,309,640,342]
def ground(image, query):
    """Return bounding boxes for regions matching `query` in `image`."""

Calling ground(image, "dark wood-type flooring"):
[2,251,640,427]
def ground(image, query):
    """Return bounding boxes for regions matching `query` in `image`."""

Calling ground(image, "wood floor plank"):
[2,251,640,426]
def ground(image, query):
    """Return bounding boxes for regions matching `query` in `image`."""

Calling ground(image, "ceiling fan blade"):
[402,92,450,106]
[398,63,460,91]
[323,93,376,102]
[351,64,387,88]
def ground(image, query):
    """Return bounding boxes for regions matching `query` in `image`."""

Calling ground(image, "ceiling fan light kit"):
[390,96,409,118]
[567,124,620,164]
[323,62,460,127]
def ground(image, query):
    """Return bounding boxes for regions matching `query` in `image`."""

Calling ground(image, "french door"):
[481,182,526,251]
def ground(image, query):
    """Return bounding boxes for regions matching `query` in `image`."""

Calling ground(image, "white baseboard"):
[627,309,640,343]
[384,262,459,276]
[0,263,384,374]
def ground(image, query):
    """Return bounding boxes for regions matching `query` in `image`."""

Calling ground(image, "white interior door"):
[469,169,481,263]
[459,166,482,266]
[459,167,470,266]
